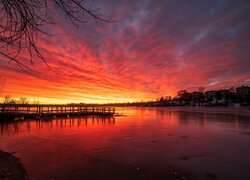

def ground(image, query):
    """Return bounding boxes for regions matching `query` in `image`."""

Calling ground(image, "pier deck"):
[0,104,115,120]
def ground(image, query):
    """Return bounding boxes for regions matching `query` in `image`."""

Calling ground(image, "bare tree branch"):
[0,0,113,72]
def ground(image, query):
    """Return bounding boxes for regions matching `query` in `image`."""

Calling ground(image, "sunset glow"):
[0,1,249,104]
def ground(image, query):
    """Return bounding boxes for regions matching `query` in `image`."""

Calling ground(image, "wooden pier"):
[0,104,115,120]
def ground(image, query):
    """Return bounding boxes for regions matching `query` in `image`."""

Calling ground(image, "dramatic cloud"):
[0,0,250,103]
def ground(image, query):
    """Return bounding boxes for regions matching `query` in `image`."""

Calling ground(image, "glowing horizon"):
[0,1,250,104]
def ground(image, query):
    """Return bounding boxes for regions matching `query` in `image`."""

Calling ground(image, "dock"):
[0,104,115,120]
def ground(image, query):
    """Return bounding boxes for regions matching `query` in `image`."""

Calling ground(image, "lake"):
[0,107,250,180]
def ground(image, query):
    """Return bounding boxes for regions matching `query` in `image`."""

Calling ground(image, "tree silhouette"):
[198,86,205,93]
[19,97,29,104]
[177,89,188,98]
[0,0,112,71]
[4,95,12,103]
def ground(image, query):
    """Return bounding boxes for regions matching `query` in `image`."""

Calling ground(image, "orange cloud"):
[0,1,249,103]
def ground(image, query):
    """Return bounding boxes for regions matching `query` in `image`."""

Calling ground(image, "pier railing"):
[0,104,115,118]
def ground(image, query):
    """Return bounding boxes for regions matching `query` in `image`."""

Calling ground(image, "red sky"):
[0,0,250,104]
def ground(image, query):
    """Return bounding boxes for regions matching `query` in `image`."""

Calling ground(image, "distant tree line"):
[2,85,249,106]
[101,85,250,107]
[155,85,250,106]
[2,95,40,104]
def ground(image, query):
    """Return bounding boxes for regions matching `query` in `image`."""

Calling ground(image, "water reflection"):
[0,116,115,134]
[171,108,250,132]
[144,107,250,126]
[0,107,250,180]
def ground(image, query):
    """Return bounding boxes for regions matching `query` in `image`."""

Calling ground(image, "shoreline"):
[0,150,28,180]
[0,149,196,180]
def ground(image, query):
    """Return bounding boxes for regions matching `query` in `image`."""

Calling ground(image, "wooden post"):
[0,104,115,119]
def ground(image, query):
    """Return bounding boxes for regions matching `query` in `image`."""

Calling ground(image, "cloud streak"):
[0,0,250,103]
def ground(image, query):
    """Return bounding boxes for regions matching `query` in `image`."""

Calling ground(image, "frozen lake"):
[0,107,250,179]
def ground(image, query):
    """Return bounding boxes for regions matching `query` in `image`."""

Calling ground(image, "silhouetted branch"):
[0,0,113,71]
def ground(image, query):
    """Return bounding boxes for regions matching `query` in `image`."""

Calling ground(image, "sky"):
[0,0,250,104]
